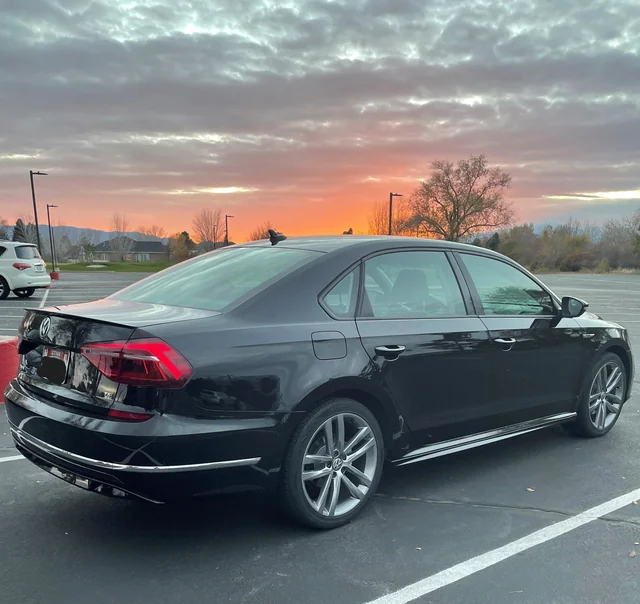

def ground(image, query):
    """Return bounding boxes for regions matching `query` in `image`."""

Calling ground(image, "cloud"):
[1,0,640,235]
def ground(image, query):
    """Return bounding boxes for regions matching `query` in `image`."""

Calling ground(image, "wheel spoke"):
[336,414,346,454]
[303,466,332,482]
[589,397,600,412]
[344,426,371,455]
[597,402,606,429]
[346,437,375,463]
[344,463,372,487]
[595,368,606,394]
[324,419,334,453]
[327,474,341,516]
[340,473,364,500]
[606,393,622,405]
[305,454,331,464]
[606,367,622,392]
[605,400,620,414]
[314,474,332,512]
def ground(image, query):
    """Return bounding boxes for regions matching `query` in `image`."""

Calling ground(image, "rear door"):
[454,251,586,424]
[355,249,493,445]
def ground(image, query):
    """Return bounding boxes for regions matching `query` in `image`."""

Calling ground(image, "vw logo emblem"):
[332,457,343,471]
[39,317,52,342]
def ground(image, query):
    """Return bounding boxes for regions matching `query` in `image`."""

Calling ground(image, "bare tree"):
[77,229,100,247]
[367,199,414,236]
[408,155,514,241]
[248,221,277,241]
[147,224,167,239]
[109,213,135,260]
[137,224,167,240]
[0,217,10,240]
[192,208,223,251]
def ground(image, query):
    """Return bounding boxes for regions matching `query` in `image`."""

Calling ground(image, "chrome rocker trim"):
[10,426,261,473]
[393,412,577,467]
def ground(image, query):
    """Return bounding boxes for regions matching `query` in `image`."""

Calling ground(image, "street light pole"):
[46,204,58,271]
[29,170,47,253]
[388,192,403,236]
[225,214,234,246]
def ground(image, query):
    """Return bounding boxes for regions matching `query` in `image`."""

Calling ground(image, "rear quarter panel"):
[140,313,403,467]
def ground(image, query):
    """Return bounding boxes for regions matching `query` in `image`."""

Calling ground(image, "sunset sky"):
[2,0,640,240]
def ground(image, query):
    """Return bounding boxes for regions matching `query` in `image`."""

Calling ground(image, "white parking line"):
[0,455,23,464]
[364,486,640,604]
[39,288,50,309]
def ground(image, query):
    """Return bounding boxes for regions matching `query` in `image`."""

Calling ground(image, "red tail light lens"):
[107,409,154,421]
[13,262,31,271]
[81,338,192,388]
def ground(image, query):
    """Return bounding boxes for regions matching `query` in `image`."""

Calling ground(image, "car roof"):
[0,240,36,247]
[239,235,496,256]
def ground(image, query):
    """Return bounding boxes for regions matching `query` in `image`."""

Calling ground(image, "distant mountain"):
[1,225,168,244]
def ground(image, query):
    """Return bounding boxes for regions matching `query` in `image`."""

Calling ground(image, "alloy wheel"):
[589,361,624,430]
[301,412,378,518]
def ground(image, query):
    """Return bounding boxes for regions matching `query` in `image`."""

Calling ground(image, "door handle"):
[494,338,516,345]
[374,345,406,359]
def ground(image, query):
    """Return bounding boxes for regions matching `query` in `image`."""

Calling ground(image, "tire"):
[0,277,9,300]
[280,398,384,529]
[13,288,35,298]
[565,352,627,438]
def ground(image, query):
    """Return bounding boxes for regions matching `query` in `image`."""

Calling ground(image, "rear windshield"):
[111,246,321,311]
[15,245,40,260]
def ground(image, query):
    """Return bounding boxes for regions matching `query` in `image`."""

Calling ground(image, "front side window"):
[361,251,466,318]
[112,246,321,312]
[460,253,555,316]
[322,268,358,318]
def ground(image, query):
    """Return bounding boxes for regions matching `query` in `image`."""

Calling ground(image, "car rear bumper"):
[3,379,281,502]
[9,272,51,289]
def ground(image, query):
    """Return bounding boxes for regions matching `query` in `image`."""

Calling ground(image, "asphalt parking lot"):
[0,272,149,336]
[1,272,640,604]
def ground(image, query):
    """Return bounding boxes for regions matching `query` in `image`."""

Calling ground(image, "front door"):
[454,252,586,426]
[355,249,493,445]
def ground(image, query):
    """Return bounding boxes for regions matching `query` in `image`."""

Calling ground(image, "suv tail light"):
[13,262,31,271]
[81,338,192,388]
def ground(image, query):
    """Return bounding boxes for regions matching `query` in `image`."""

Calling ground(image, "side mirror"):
[562,296,588,318]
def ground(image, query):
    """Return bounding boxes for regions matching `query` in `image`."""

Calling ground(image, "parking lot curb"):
[0,336,19,404]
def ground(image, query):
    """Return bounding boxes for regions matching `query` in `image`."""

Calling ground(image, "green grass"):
[58,262,173,273]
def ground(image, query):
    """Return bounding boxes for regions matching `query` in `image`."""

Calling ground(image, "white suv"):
[0,241,51,300]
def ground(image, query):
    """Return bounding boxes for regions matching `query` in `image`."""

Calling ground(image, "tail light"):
[107,409,153,421]
[81,338,192,388]
[13,262,31,271]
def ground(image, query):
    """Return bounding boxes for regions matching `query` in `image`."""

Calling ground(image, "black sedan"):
[3,234,634,529]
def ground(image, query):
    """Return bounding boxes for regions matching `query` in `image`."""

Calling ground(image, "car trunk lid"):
[14,244,46,276]
[17,299,215,414]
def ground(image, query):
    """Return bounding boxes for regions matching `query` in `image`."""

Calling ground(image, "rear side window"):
[112,246,321,311]
[322,267,359,318]
[0,246,6,258]
[15,245,40,260]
